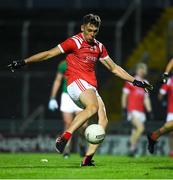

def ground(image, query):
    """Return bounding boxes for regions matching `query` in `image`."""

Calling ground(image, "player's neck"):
[81,32,95,44]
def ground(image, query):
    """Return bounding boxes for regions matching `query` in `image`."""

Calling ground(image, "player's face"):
[81,23,99,43]
[137,68,148,78]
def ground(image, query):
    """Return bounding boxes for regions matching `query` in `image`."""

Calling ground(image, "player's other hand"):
[161,73,169,83]
[48,98,58,111]
[133,79,153,92]
[8,60,26,72]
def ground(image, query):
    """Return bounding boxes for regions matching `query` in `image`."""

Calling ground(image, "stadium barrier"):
[0,135,169,155]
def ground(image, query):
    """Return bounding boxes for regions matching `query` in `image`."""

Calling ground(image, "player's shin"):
[82,99,108,165]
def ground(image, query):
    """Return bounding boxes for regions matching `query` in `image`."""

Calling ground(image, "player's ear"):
[81,25,84,32]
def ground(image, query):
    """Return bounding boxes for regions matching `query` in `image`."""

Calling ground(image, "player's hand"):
[161,73,169,83]
[133,80,153,92]
[48,98,58,111]
[8,60,26,72]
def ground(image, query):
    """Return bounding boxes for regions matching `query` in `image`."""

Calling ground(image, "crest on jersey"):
[90,46,97,52]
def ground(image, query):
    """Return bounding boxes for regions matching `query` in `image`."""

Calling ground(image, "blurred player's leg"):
[148,121,173,154]
[62,112,73,158]
[129,117,144,156]
[56,89,99,153]
[81,96,108,166]
[169,131,173,157]
[150,121,173,140]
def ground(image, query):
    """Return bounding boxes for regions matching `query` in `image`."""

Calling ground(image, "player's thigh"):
[79,89,99,108]
[62,111,74,125]
[97,96,108,128]
[165,120,173,129]
[131,117,144,132]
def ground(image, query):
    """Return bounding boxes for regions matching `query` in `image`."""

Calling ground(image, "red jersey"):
[123,76,148,112]
[58,33,109,88]
[160,76,173,113]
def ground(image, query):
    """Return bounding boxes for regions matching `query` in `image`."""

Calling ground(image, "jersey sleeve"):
[123,82,132,94]
[58,38,78,54]
[99,44,109,61]
[57,61,66,74]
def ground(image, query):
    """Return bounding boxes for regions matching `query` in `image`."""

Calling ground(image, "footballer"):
[148,58,173,155]
[9,14,153,166]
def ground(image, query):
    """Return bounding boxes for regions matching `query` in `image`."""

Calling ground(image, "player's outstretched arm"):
[161,58,173,83]
[8,46,62,72]
[165,58,173,74]
[101,57,153,91]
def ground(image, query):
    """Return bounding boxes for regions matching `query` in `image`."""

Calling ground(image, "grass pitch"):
[0,153,173,179]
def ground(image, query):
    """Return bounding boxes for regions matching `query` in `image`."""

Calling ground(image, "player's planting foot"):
[147,133,157,154]
[80,154,95,166]
[55,132,71,153]
[81,160,95,166]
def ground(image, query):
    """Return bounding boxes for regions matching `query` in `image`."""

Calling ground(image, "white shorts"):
[127,110,146,123]
[60,92,82,113]
[166,113,173,122]
[67,79,100,108]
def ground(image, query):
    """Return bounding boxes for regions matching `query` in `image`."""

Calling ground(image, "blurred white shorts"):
[60,92,82,113]
[67,79,100,108]
[128,110,146,123]
[166,113,173,122]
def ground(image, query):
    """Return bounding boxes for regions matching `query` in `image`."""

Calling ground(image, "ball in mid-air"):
[85,124,105,144]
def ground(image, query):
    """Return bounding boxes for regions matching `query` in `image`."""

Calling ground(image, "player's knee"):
[100,118,108,129]
[137,126,144,134]
[87,104,99,116]
[65,121,71,129]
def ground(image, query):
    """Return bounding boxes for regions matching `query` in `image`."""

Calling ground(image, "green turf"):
[0,153,173,179]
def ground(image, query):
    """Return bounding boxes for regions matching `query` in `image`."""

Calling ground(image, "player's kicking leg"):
[56,89,99,153]
[147,121,173,154]
[81,96,108,166]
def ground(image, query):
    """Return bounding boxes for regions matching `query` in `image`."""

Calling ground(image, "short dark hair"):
[83,14,101,27]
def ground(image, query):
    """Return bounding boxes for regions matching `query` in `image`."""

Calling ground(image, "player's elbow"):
[46,48,59,59]
[47,51,55,59]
